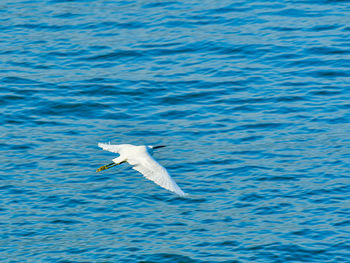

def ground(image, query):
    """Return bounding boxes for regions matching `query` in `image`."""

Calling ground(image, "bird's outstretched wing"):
[131,154,187,197]
[98,143,123,153]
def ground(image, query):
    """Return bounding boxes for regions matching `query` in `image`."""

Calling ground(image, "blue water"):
[1,0,350,262]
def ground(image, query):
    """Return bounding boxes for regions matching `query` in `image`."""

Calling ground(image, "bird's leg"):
[96,161,126,172]
[96,162,116,172]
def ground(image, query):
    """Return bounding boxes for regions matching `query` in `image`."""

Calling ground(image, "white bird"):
[96,143,187,197]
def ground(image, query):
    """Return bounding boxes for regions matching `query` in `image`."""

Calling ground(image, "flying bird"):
[96,143,187,197]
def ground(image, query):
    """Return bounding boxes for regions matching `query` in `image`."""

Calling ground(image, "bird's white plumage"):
[98,143,187,197]
[98,143,123,153]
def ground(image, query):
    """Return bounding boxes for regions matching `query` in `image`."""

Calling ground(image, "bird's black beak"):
[153,145,166,149]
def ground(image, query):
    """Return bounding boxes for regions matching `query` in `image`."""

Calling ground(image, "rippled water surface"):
[1,0,350,262]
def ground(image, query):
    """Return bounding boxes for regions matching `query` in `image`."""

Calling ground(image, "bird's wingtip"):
[175,190,189,198]
[98,142,110,147]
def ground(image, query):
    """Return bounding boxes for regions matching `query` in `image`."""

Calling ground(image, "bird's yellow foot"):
[96,162,117,172]
[96,165,108,172]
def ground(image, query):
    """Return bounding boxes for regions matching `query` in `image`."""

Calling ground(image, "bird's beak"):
[96,162,118,172]
[153,145,166,149]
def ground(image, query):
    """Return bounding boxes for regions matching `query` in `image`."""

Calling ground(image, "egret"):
[96,143,188,197]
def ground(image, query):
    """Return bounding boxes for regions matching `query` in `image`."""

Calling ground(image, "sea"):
[1,0,349,262]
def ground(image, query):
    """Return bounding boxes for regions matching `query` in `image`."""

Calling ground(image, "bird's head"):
[148,145,166,154]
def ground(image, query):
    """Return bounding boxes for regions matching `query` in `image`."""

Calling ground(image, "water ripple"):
[1,0,349,262]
